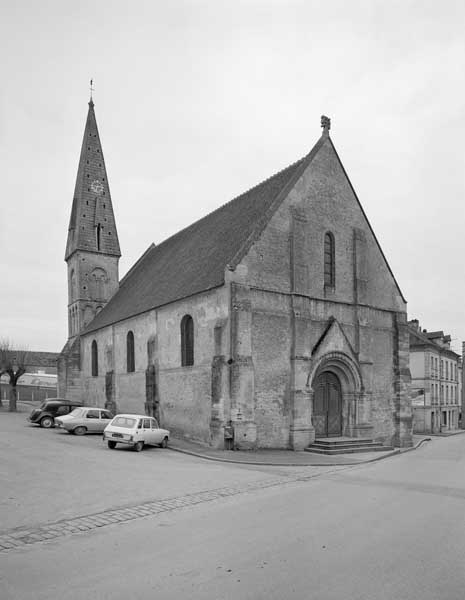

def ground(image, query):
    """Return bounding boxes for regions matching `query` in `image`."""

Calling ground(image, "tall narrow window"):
[181,315,194,366]
[96,223,102,251]
[324,232,335,287]
[127,331,135,373]
[91,340,98,376]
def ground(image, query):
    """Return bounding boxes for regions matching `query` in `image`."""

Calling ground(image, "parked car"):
[55,407,114,435]
[28,399,83,428]
[103,414,169,451]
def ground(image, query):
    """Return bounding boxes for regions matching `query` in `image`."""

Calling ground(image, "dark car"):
[28,399,84,429]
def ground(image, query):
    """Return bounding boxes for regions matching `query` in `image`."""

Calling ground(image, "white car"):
[55,407,114,435]
[103,414,170,452]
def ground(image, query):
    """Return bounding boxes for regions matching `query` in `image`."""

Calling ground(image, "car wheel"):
[40,416,54,429]
[134,441,144,452]
[107,441,117,449]
[73,426,87,436]
[160,436,169,448]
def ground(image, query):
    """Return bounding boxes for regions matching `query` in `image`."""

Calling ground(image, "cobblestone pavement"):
[0,466,348,554]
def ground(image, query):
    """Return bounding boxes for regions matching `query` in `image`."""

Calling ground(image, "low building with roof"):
[408,320,461,433]
[1,351,58,403]
[58,100,412,450]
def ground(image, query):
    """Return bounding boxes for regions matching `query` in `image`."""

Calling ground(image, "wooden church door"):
[313,372,342,437]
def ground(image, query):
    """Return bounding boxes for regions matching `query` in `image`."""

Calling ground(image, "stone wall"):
[232,135,411,449]
[63,133,412,449]
[242,138,405,313]
[57,337,82,403]
[79,287,229,443]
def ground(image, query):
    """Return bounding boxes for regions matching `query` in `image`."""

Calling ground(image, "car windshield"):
[69,408,85,417]
[111,417,137,428]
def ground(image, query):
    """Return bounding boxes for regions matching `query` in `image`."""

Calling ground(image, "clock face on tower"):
[91,180,104,195]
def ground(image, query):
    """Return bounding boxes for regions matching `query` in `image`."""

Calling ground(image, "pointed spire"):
[89,78,94,106]
[65,97,121,260]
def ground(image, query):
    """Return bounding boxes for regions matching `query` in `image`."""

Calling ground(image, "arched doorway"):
[313,371,342,437]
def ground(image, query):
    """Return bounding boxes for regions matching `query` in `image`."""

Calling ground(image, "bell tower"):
[65,96,121,340]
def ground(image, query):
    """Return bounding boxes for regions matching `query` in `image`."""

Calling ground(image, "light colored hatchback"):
[55,407,114,435]
[103,414,169,452]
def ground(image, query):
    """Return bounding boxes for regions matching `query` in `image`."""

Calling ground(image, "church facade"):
[58,102,413,450]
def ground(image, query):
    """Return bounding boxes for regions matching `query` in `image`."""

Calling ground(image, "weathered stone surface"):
[59,123,412,449]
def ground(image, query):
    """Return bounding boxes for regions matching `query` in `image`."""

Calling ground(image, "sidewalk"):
[169,435,431,467]
[10,402,432,467]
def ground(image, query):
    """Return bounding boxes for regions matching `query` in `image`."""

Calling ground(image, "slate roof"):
[409,328,437,348]
[65,100,120,260]
[409,327,459,358]
[7,351,59,368]
[83,130,406,335]
[84,138,325,334]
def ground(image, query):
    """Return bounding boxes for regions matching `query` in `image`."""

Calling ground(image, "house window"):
[324,232,335,288]
[127,331,135,373]
[91,340,98,376]
[181,315,194,366]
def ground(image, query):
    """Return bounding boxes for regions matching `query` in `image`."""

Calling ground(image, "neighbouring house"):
[58,99,412,450]
[462,342,465,429]
[408,320,461,433]
[0,351,58,403]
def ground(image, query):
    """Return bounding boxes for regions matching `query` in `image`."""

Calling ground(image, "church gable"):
[84,117,405,335]
[311,317,358,363]
[241,131,405,313]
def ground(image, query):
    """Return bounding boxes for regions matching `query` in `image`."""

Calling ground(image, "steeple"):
[64,96,121,340]
[65,99,121,260]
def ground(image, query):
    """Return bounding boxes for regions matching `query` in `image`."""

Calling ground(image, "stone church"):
[58,100,413,450]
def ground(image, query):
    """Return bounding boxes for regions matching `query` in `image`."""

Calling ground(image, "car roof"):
[113,414,154,419]
[45,399,82,405]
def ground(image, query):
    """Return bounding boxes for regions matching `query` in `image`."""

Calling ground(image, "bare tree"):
[0,340,29,412]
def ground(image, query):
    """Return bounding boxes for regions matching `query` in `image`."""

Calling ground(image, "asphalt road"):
[0,409,344,530]
[1,411,465,599]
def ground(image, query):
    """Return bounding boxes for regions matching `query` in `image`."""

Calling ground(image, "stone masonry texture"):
[59,126,412,450]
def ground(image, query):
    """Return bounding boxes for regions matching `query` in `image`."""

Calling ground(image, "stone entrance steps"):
[305,437,393,455]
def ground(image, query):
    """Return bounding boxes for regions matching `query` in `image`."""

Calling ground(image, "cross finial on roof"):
[89,79,94,105]
[321,115,331,135]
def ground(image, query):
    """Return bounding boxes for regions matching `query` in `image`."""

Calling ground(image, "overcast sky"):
[1,0,464,354]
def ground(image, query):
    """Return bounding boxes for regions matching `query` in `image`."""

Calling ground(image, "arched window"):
[91,340,98,376]
[324,232,335,288]
[127,331,135,373]
[181,315,194,366]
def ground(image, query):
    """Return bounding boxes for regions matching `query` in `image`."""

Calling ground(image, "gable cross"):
[321,115,331,133]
